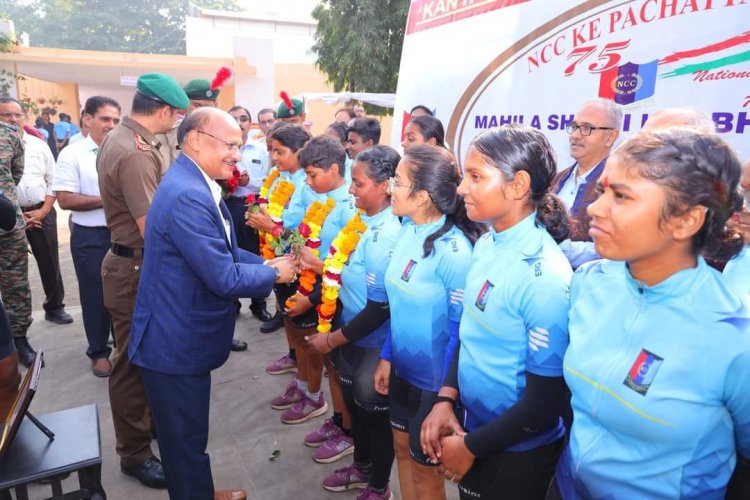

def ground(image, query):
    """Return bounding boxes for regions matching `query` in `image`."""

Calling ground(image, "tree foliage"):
[1,0,241,55]
[311,0,409,94]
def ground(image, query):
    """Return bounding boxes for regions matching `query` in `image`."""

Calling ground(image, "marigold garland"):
[258,168,280,205]
[260,178,295,259]
[316,211,368,334]
[284,199,337,309]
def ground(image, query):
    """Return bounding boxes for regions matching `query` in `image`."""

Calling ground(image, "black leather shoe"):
[45,309,73,324]
[249,305,273,323]
[13,337,41,368]
[260,311,283,334]
[121,456,167,489]
[231,339,248,352]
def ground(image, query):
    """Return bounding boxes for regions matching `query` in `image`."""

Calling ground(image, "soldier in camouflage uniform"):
[0,121,37,368]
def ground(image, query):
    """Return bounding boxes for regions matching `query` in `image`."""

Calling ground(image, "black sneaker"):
[121,456,166,489]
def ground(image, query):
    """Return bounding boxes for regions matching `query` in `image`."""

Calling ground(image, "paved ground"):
[17,208,461,499]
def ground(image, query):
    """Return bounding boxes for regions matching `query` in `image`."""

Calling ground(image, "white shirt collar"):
[185,154,222,208]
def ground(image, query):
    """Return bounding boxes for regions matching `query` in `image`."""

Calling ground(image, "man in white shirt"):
[0,97,72,326]
[53,96,120,377]
[553,98,622,268]
[227,105,273,323]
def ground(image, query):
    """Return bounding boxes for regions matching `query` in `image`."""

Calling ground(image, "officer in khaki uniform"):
[97,73,189,489]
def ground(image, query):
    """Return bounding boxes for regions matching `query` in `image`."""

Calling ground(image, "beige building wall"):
[17,76,80,124]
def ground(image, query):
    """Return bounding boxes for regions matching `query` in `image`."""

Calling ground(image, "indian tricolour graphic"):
[391,0,750,166]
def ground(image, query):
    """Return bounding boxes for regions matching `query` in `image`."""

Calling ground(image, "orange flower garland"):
[255,168,282,259]
[260,178,295,259]
[284,199,337,309]
[317,211,368,334]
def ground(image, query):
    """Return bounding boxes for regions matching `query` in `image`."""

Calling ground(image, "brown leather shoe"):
[214,489,246,500]
[91,358,112,378]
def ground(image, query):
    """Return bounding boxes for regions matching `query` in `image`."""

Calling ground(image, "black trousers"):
[225,197,266,308]
[24,206,65,313]
[459,438,564,500]
[70,224,112,359]
[141,367,213,500]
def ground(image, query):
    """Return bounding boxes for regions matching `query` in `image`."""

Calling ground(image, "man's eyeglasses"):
[565,123,614,136]
[387,177,411,195]
[0,112,23,120]
[234,116,249,123]
[196,130,241,152]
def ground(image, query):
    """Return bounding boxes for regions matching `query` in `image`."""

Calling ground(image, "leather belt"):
[110,243,143,258]
[21,202,44,212]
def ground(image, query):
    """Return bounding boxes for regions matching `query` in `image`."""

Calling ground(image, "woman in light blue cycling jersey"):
[549,129,750,500]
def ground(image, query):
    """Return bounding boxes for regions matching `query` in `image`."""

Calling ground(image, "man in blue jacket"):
[130,107,298,500]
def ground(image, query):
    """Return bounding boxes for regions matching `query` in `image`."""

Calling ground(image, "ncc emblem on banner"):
[599,60,658,105]
[623,348,663,396]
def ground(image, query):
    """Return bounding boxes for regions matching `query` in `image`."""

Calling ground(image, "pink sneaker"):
[314,434,354,464]
[270,380,304,410]
[281,395,328,424]
[304,418,344,448]
[357,485,393,500]
[322,464,368,492]
[265,354,297,375]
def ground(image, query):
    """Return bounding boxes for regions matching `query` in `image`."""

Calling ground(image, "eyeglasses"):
[234,116,249,123]
[565,123,614,136]
[387,177,411,194]
[0,112,23,120]
[196,130,241,152]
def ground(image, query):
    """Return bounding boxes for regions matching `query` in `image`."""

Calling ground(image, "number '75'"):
[564,40,631,77]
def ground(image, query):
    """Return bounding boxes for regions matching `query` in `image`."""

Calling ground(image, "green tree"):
[1,0,241,55]
[311,0,408,96]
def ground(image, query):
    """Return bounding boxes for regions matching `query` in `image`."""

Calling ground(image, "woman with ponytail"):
[419,125,572,500]
[548,129,750,499]
[372,145,484,500]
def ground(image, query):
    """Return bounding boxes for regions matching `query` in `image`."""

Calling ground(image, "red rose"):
[272,224,284,238]
[245,194,256,205]
[232,166,241,178]
[298,223,311,238]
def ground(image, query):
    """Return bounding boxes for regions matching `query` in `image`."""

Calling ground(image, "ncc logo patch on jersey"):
[475,280,494,312]
[624,349,663,396]
[401,259,417,282]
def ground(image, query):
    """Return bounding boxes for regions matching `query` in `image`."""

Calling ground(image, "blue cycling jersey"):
[278,168,322,230]
[459,213,572,451]
[723,245,750,296]
[340,207,401,349]
[318,183,357,258]
[384,216,473,392]
[558,257,750,499]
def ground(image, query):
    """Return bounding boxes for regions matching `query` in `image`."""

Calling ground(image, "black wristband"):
[434,395,456,407]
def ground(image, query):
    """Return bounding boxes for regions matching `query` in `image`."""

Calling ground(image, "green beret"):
[183,79,220,100]
[136,73,190,109]
[277,94,305,118]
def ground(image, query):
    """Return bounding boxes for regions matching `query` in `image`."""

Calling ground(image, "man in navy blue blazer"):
[130,107,298,500]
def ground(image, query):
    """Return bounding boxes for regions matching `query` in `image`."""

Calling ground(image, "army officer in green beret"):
[97,72,188,489]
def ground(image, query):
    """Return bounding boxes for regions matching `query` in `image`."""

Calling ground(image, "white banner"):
[391,0,750,167]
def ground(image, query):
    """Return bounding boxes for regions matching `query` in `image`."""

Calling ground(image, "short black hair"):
[267,124,312,152]
[0,97,21,107]
[229,105,252,122]
[132,91,171,116]
[257,108,276,121]
[410,104,433,116]
[348,118,381,145]
[298,135,347,177]
[335,108,356,120]
[83,96,121,117]
[326,122,348,145]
